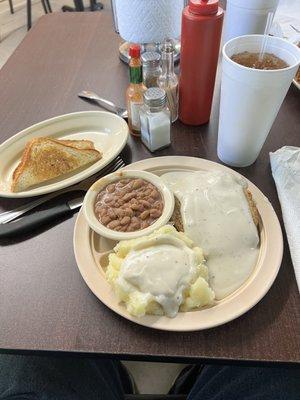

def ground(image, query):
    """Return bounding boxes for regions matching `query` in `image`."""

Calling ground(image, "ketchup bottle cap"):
[189,0,219,15]
[129,44,141,58]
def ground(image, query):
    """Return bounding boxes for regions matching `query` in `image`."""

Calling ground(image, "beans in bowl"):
[94,178,164,232]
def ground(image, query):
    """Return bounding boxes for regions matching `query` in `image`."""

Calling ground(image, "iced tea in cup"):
[217,35,300,167]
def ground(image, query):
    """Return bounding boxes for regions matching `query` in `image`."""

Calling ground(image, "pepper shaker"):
[141,52,162,88]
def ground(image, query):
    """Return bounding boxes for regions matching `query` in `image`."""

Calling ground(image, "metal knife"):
[0,197,83,239]
[78,90,128,119]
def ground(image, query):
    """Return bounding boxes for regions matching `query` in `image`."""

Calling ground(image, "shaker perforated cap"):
[189,0,219,15]
[141,52,161,68]
[144,88,167,108]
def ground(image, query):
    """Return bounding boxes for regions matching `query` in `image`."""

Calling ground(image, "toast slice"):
[11,138,101,192]
[57,139,95,150]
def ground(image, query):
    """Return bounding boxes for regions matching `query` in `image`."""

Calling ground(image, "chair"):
[8,0,14,14]
[27,0,52,30]
[61,0,104,13]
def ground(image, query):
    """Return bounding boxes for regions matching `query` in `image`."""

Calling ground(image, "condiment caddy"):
[126,41,176,153]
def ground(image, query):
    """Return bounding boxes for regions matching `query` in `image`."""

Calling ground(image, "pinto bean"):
[120,216,131,225]
[140,210,150,220]
[101,215,111,225]
[128,221,141,231]
[150,190,158,199]
[141,220,149,229]
[107,209,116,219]
[106,184,115,193]
[132,179,144,189]
[94,177,164,232]
[150,209,161,219]
[131,203,142,211]
[123,208,134,217]
[144,188,152,197]
[123,192,136,202]
[107,220,120,229]
[140,200,151,208]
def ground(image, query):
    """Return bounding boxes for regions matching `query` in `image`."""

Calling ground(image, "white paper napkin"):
[271,0,300,42]
[115,0,183,43]
[270,146,300,291]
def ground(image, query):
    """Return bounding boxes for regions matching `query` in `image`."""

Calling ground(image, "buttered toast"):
[58,139,95,150]
[11,138,101,192]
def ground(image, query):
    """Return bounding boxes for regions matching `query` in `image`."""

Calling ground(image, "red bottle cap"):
[189,0,219,15]
[129,44,141,58]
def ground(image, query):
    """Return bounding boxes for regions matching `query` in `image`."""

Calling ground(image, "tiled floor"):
[0,0,187,394]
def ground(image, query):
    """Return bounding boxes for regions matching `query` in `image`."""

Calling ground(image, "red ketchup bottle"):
[179,0,224,125]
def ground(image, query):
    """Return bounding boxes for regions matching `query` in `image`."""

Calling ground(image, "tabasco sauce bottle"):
[126,44,145,136]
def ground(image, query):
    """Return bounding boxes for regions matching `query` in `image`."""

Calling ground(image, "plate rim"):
[73,155,283,332]
[0,110,129,198]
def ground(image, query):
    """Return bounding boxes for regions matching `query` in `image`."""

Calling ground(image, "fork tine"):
[77,157,126,191]
[84,157,125,184]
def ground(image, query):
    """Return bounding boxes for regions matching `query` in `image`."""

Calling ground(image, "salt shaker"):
[140,88,171,152]
[141,52,162,88]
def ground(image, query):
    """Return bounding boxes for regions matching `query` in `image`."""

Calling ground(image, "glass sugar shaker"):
[141,52,162,89]
[140,88,171,153]
[158,39,179,123]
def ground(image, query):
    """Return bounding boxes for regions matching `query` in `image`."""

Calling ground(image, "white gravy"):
[117,234,198,317]
[162,171,259,299]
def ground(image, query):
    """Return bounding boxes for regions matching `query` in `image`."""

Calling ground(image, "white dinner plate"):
[0,111,128,198]
[293,75,300,90]
[292,40,300,89]
[73,156,283,332]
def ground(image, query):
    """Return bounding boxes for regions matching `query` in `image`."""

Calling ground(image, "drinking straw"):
[259,12,274,61]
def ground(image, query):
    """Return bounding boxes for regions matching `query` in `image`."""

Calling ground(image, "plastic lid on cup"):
[129,44,141,58]
[189,0,219,15]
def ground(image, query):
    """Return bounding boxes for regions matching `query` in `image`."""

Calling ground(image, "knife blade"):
[0,196,84,239]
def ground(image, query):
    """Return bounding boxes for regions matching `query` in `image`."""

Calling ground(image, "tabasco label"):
[130,66,142,84]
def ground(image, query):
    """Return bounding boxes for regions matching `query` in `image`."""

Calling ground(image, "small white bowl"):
[83,170,175,241]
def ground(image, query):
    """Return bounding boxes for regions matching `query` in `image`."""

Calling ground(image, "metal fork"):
[0,156,125,224]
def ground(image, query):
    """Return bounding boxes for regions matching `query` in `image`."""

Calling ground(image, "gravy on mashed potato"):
[106,225,215,318]
[161,170,260,300]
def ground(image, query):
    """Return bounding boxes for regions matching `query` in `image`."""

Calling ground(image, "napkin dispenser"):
[111,0,188,63]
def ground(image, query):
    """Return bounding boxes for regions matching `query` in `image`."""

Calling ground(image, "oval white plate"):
[73,156,283,332]
[0,111,129,198]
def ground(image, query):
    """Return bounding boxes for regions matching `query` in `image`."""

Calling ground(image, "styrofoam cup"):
[217,35,300,167]
[223,0,279,43]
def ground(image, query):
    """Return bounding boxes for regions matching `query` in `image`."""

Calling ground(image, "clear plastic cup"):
[217,35,300,167]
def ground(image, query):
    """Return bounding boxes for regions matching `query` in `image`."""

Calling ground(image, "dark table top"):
[0,12,299,365]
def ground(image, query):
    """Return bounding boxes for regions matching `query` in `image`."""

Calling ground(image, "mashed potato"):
[106,225,215,318]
